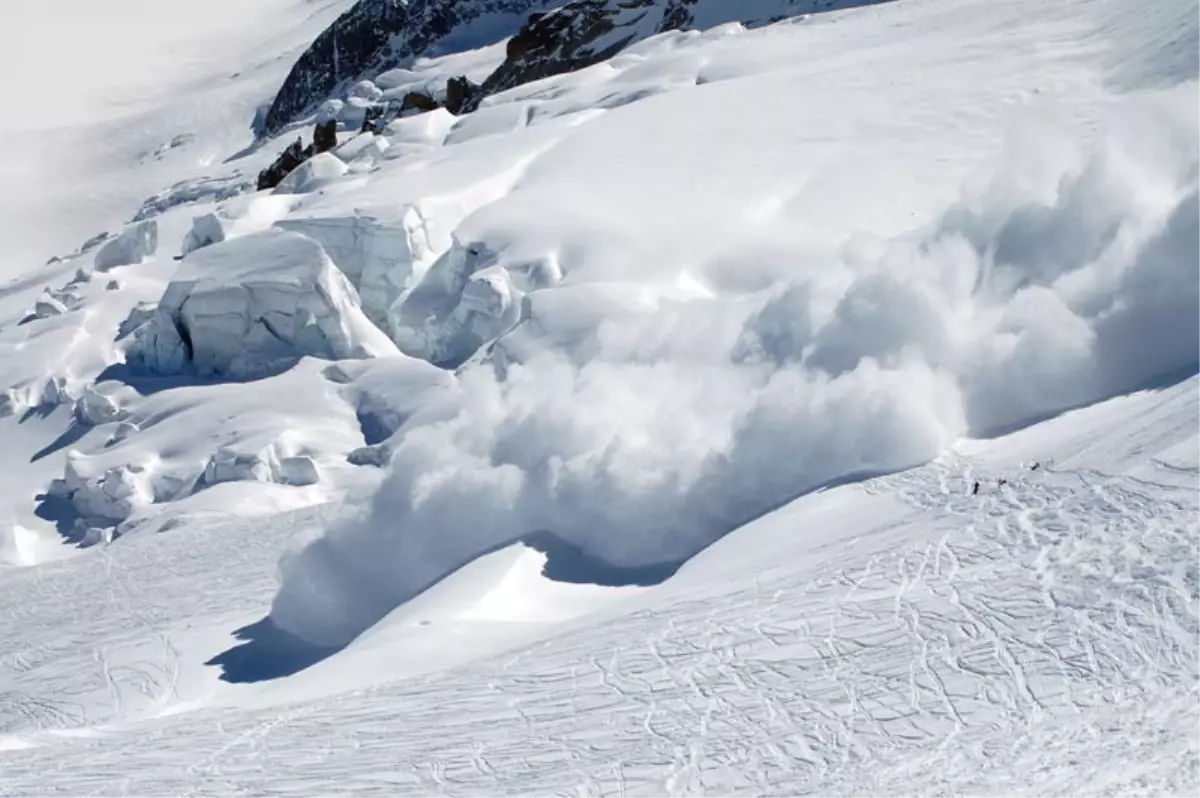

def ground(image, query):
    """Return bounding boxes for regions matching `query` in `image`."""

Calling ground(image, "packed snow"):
[0,0,1196,793]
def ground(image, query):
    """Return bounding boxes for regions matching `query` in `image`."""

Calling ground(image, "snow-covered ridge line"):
[261,0,889,134]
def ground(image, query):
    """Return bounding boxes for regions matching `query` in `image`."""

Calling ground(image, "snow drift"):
[271,83,1199,647]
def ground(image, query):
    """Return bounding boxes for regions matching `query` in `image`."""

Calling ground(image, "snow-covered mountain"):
[262,0,885,130]
[0,0,1197,792]
[261,0,543,132]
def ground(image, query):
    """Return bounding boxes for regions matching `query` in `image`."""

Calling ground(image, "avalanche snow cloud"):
[272,82,1199,648]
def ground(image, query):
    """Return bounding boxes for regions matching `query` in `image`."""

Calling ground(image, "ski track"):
[1,421,1196,795]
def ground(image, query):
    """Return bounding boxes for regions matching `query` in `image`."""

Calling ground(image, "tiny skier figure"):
[971,480,980,496]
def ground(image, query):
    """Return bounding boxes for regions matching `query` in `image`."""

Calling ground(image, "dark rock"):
[470,1,630,112]
[313,119,338,153]
[399,90,440,114]
[263,0,889,132]
[262,0,546,135]
[256,138,310,191]
[360,104,388,134]
[444,76,483,115]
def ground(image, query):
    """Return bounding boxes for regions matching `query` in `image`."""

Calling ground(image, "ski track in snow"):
[1,384,1195,795]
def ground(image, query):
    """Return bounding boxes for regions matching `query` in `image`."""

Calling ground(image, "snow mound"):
[127,230,397,379]
[93,220,158,271]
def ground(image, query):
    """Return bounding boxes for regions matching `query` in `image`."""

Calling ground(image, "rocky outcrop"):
[399,90,440,114]
[464,0,637,111]
[464,0,816,112]
[444,75,483,115]
[256,138,311,191]
[264,0,884,131]
[261,0,546,135]
[313,118,339,153]
[256,131,349,191]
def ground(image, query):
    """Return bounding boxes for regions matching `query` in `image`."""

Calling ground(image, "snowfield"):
[0,0,1197,793]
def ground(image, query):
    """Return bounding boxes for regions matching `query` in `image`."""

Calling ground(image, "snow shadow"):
[29,419,89,462]
[32,492,113,548]
[206,617,343,683]
[94,362,273,397]
[524,531,683,586]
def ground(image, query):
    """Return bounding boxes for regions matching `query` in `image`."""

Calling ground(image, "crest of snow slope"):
[269,0,1200,647]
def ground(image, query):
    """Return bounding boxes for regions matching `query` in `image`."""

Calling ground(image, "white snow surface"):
[126,230,397,378]
[0,0,1197,793]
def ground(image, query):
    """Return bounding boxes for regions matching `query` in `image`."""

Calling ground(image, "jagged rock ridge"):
[262,0,547,135]
[264,0,888,133]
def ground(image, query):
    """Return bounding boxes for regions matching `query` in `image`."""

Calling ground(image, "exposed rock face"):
[399,90,440,114]
[126,230,398,379]
[313,118,339,153]
[359,103,388,134]
[264,0,886,130]
[256,138,311,191]
[261,0,546,135]
[466,0,807,112]
[444,75,483,115]
[467,0,635,111]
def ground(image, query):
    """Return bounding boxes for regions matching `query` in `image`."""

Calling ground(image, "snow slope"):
[0,0,1196,793]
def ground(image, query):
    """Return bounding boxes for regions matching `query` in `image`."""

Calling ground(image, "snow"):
[93,219,159,272]
[275,208,435,330]
[273,151,349,195]
[126,230,398,379]
[179,212,228,256]
[0,0,1196,793]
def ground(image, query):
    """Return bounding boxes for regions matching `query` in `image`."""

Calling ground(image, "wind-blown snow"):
[271,41,1199,646]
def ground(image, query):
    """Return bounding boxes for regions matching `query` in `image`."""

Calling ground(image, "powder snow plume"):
[272,82,1198,647]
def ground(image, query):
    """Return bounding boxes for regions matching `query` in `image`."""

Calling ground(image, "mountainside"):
[0,0,1197,792]
[262,0,547,133]
[263,0,888,131]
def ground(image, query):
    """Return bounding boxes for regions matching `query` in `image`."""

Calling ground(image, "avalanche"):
[0,0,1196,793]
